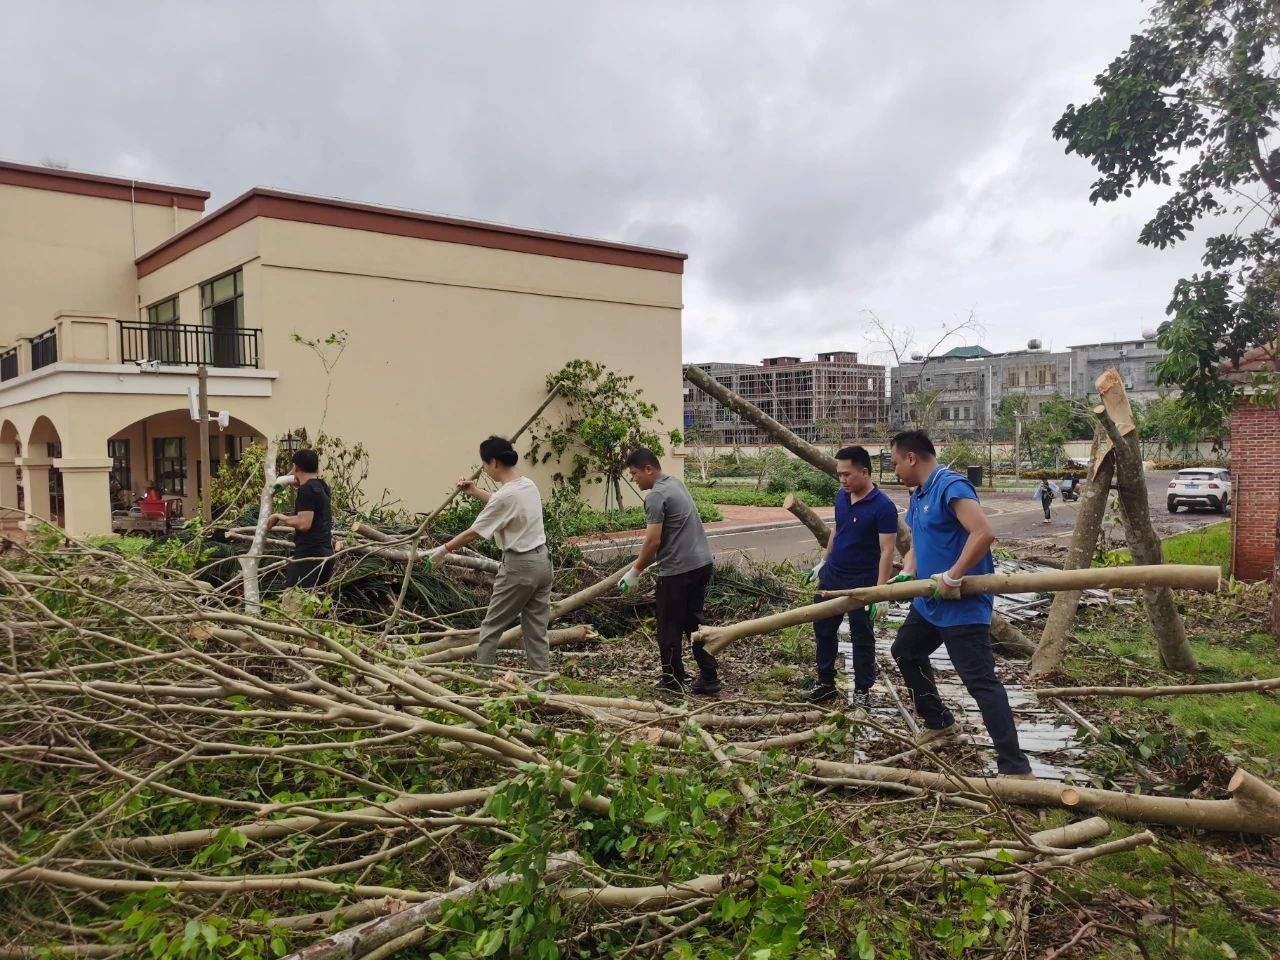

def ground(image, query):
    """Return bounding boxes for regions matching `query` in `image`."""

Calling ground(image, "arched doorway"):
[106,410,266,520]
[0,420,21,528]
[26,416,63,526]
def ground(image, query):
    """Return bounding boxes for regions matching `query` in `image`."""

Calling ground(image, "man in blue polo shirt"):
[888,430,1033,778]
[803,446,898,707]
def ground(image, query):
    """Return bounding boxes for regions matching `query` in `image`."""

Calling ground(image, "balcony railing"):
[30,329,57,370]
[119,322,262,369]
[0,348,17,382]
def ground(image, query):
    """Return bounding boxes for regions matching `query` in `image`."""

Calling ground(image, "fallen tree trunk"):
[1033,425,1115,677]
[783,493,831,546]
[281,851,582,960]
[696,565,1220,655]
[783,493,1033,657]
[685,364,837,474]
[731,746,1280,835]
[1035,676,1280,700]
[1096,369,1199,674]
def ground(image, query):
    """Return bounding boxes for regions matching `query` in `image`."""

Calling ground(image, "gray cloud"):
[3,0,1193,366]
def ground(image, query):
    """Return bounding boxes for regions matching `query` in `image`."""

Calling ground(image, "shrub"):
[690,487,825,508]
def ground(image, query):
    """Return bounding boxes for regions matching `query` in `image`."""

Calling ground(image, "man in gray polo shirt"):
[621,448,719,695]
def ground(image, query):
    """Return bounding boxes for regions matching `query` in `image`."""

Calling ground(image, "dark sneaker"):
[806,682,839,704]
[690,673,722,696]
[850,688,872,712]
[655,676,689,696]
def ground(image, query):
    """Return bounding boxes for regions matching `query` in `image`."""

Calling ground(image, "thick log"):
[697,565,1220,655]
[783,493,831,547]
[783,490,1028,656]
[1036,676,1280,700]
[1033,425,1115,677]
[282,851,581,960]
[989,614,1037,658]
[733,747,1280,835]
[1096,370,1199,673]
[684,364,837,474]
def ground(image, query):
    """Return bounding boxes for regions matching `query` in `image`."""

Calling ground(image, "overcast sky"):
[1,1,1207,367]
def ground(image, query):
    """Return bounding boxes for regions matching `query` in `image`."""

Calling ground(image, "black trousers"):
[890,609,1031,775]
[655,563,716,681]
[284,552,334,589]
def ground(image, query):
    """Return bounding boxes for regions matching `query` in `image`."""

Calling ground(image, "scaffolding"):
[685,352,888,446]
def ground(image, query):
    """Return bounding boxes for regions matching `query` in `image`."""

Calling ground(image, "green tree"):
[526,360,680,511]
[1055,0,1280,631]
[1053,0,1278,426]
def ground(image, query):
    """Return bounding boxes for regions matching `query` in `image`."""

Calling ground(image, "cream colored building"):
[0,160,686,536]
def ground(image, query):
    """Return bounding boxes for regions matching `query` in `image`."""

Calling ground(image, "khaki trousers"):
[475,545,554,672]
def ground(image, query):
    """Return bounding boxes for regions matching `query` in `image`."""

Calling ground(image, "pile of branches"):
[3,540,1278,959]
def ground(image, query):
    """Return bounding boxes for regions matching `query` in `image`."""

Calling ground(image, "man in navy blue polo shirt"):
[803,446,898,707]
[888,430,1033,778]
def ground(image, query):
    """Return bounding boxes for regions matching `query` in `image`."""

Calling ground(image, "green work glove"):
[889,572,913,584]
[802,560,825,587]
[423,545,449,572]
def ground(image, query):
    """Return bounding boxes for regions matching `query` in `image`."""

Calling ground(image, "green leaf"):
[643,805,669,826]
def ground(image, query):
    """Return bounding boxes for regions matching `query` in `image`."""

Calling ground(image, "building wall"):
[1229,403,1280,582]
[133,216,684,512]
[0,183,201,343]
[889,341,1170,433]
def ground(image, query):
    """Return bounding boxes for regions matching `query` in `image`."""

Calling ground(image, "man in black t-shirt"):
[267,449,334,589]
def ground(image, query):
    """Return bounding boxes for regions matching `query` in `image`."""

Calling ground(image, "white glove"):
[802,560,825,587]
[619,567,642,595]
[272,474,297,488]
[423,545,449,572]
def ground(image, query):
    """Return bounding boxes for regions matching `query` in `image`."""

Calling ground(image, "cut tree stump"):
[1032,425,1115,677]
[1095,369,1199,673]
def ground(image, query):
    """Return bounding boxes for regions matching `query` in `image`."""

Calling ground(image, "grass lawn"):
[1103,520,1232,574]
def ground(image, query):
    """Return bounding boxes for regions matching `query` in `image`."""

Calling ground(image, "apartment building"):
[888,339,1170,433]
[684,352,887,445]
[0,159,686,537]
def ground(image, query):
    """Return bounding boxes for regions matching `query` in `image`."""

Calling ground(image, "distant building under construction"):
[684,352,888,446]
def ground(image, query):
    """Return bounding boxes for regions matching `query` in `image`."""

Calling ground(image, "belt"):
[503,543,548,556]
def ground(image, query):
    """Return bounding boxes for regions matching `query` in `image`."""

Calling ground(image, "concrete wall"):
[1229,404,1280,582]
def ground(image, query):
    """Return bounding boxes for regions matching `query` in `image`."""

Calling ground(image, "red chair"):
[139,488,166,520]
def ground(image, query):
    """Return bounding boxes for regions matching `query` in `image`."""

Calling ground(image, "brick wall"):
[1229,404,1280,582]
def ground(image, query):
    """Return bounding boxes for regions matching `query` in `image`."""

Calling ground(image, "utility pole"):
[197,364,211,523]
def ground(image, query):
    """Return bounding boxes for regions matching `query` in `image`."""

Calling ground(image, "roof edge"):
[137,186,686,278]
[0,159,209,210]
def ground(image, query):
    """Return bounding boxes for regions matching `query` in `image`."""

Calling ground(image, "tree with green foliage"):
[527,359,681,511]
[1055,0,1280,632]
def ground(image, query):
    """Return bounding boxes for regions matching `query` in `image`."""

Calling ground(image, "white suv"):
[1167,468,1231,514]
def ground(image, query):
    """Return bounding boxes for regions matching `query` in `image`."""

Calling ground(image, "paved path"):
[574,470,1226,567]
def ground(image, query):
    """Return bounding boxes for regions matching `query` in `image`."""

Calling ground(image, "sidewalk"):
[566,503,834,549]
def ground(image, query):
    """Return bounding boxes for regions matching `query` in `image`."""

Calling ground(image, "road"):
[577,471,1226,568]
